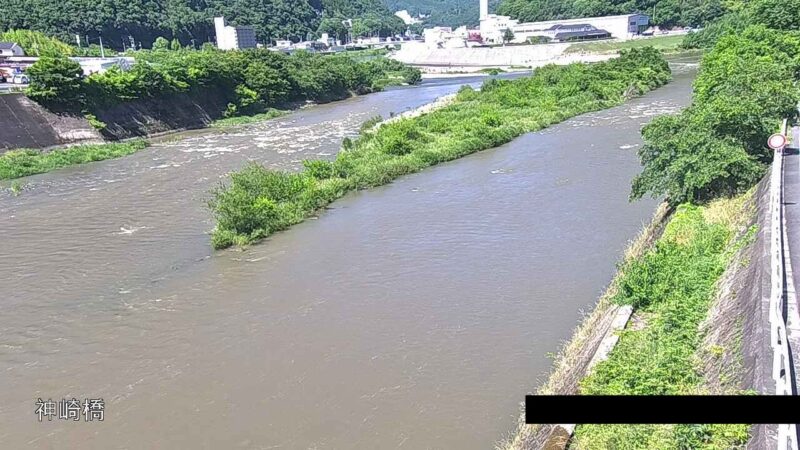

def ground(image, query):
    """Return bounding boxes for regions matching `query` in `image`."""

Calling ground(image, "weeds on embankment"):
[0,140,148,180]
[572,195,754,449]
[208,48,672,249]
[565,35,686,54]
[210,109,288,128]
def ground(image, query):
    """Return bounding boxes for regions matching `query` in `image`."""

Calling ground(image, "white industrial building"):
[0,42,25,57]
[478,0,649,44]
[214,17,257,50]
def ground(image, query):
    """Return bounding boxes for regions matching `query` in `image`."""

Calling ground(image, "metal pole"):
[99,36,105,58]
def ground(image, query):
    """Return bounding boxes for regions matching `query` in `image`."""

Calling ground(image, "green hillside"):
[497,0,725,28]
[0,0,405,49]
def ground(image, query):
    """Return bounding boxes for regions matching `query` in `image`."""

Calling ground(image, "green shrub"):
[302,159,335,180]
[25,56,84,108]
[0,140,147,180]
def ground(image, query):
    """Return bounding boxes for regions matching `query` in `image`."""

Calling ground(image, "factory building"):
[477,0,649,44]
[214,17,257,50]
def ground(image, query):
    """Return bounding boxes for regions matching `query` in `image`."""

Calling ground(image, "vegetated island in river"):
[208,47,672,249]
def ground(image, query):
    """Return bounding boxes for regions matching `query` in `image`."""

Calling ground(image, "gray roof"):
[555,30,610,39]
[547,23,593,30]
[0,42,20,50]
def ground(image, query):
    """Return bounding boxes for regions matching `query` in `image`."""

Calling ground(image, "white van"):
[11,74,29,84]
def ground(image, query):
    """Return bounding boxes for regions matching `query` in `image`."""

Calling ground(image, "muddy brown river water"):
[0,58,697,449]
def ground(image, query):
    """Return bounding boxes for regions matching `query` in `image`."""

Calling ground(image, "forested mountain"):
[384,0,720,28]
[0,0,405,49]
[497,0,725,28]
[383,0,499,28]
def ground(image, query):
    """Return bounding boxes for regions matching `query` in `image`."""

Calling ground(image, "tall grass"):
[572,196,753,449]
[0,140,148,180]
[565,35,686,54]
[208,48,672,249]
[210,109,287,128]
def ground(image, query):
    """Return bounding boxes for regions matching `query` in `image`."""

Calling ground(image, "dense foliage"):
[0,30,75,56]
[633,23,800,204]
[208,48,671,248]
[680,11,749,49]
[25,57,85,108]
[0,0,405,50]
[575,199,752,448]
[497,0,724,28]
[26,48,421,118]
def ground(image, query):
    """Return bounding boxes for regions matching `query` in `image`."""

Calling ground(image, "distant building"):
[214,17,257,50]
[74,57,135,76]
[0,43,25,57]
[423,27,454,46]
[477,0,649,45]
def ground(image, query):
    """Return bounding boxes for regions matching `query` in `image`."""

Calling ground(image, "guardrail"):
[770,119,798,450]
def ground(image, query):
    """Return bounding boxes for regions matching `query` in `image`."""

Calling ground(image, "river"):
[0,58,697,448]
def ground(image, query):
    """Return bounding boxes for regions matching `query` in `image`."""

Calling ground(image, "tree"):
[502,28,514,44]
[152,36,170,50]
[632,25,800,205]
[750,0,800,30]
[26,56,84,108]
[318,16,348,42]
[170,38,182,51]
[244,61,291,105]
[0,29,73,56]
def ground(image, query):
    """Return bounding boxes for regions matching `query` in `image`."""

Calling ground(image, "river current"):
[0,58,697,448]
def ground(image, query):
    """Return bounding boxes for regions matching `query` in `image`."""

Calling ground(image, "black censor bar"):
[525,395,800,424]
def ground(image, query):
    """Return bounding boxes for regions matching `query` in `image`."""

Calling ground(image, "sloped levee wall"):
[0,94,102,152]
[0,88,234,152]
[92,88,233,140]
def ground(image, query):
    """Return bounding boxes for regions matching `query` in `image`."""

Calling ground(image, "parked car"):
[11,74,29,84]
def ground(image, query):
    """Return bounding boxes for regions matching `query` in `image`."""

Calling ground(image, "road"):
[773,126,800,449]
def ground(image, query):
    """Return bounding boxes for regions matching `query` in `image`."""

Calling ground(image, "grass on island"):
[210,109,288,128]
[0,140,148,180]
[572,195,754,449]
[565,34,685,54]
[207,48,672,249]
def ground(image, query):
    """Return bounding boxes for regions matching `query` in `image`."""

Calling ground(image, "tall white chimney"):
[480,0,489,20]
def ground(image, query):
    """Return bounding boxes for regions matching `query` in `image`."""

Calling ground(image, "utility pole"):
[99,36,105,58]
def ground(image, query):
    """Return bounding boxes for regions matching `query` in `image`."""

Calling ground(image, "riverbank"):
[0,85,408,181]
[0,140,148,181]
[564,34,686,54]
[503,184,760,449]
[209,48,672,249]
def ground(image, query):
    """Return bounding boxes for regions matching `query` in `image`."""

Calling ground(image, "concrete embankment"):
[0,94,102,152]
[92,88,234,140]
[0,87,234,151]
[393,42,614,74]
